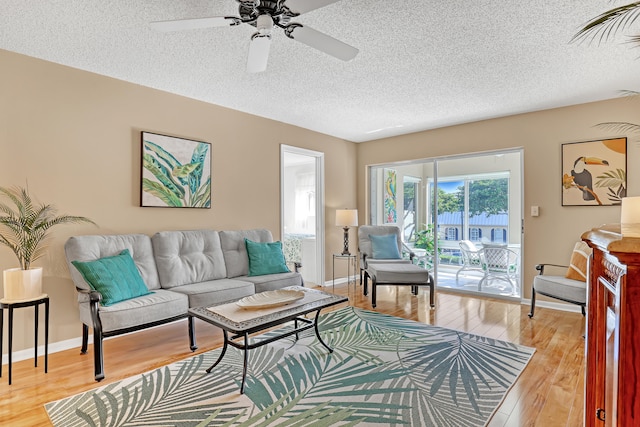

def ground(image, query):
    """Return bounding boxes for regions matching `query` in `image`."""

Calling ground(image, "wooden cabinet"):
[582,225,640,426]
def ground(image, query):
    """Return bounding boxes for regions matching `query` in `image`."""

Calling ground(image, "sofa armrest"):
[75,287,103,330]
[76,286,103,304]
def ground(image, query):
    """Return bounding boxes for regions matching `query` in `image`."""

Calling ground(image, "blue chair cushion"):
[369,234,401,259]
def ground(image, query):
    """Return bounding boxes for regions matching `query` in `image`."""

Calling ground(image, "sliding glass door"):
[369,150,523,299]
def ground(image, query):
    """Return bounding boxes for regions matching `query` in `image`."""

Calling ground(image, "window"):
[445,227,458,240]
[491,228,507,243]
[469,228,481,241]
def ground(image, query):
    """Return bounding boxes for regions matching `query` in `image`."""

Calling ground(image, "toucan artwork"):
[562,137,627,206]
[571,156,609,201]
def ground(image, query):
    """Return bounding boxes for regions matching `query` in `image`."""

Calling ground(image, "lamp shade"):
[336,209,358,227]
[621,196,640,238]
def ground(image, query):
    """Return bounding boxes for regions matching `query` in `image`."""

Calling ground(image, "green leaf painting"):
[141,132,211,208]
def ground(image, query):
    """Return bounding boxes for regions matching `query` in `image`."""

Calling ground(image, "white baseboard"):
[1,318,189,366]
[1,335,86,366]
[320,276,357,287]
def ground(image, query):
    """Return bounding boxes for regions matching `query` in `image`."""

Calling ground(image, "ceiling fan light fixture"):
[256,14,273,35]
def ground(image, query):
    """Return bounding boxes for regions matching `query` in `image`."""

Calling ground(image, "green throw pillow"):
[370,234,402,259]
[72,249,153,306]
[245,238,290,277]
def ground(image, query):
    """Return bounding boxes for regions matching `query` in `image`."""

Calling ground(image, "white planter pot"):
[3,267,43,301]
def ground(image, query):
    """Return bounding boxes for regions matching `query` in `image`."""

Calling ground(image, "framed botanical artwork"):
[141,132,211,208]
[561,137,626,206]
[383,168,397,223]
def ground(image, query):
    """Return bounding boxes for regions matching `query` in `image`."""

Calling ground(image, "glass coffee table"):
[188,286,347,394]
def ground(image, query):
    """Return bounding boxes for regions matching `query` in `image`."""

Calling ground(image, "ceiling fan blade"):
[247,35,272,73]
[150,16,240,32]
[286,0,343,15]
[286,24,358,61]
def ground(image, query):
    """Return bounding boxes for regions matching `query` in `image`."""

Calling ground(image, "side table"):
[0,294,49,385]
[332,253,357,301]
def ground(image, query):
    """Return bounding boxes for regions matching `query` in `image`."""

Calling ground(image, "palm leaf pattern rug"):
[46,307,534,426]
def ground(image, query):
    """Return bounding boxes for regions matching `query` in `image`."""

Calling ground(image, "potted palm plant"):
[0,186,95,301]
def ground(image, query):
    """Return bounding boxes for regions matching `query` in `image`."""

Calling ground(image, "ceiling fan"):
[150,0,359,73]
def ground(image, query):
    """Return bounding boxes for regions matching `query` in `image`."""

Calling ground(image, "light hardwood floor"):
[0,284,586,426]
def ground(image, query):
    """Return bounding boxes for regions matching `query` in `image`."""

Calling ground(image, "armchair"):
[357,225,413,284]
[456,240,484,281]
[457,240,519,294]
[528,263,586,318]
[479,246,519,294]
[528,241,590,318]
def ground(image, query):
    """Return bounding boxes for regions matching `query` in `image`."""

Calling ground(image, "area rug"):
[45,307,534,426]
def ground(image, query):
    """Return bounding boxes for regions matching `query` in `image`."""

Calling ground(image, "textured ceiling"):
[1,1,637,142]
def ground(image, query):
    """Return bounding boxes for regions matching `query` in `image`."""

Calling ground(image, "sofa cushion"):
[245,238,290,276]
[78,289,188,333]
[236,272,303,293]
[152,230,227,289]
[220,229,274,278]
[65,234,162,292]
[169,278,254,308]
[367,263,430,283]
[71,249,153,306]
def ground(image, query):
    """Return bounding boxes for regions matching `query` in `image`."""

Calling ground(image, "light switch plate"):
[531,206,539,217]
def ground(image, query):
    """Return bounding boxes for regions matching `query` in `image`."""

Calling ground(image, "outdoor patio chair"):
[456,240,484,281]
[479,246,519,294]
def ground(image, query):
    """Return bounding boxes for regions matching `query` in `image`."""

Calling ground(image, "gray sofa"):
[64,229,302,381]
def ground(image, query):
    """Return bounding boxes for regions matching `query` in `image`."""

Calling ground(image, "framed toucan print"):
[561,137,627,206]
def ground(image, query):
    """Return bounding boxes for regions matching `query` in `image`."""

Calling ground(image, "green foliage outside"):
[414,223,439,270]
[414,223,437,251]
[433,179,508,216]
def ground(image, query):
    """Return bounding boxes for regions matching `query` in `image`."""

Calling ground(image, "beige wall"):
[357,98,639,302]
[0,49,356,353]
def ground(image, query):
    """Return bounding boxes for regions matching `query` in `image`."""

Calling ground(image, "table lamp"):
[621,196,640,238]
[336,209,358,255]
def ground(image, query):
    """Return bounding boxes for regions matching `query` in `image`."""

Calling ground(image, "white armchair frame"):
[456,240,484,280]
[479,246,519,294]
[456,240,519,295]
